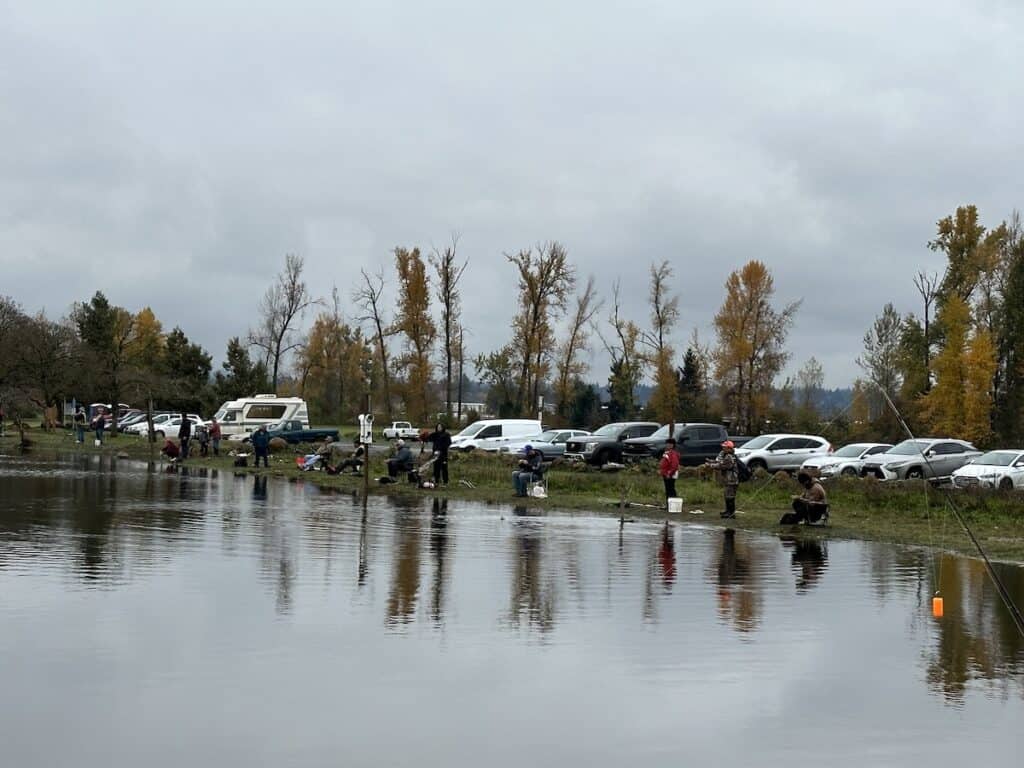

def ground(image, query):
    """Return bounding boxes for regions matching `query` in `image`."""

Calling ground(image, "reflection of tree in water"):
[712,528,762,634]
[779,535,829,592]
[386,501,422,626]
[428,498,451,625]
[508,508,556,633]
[925,555,1024,703]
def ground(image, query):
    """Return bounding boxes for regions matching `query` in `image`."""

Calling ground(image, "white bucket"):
[667,497,683,514]
[94,439,101,447]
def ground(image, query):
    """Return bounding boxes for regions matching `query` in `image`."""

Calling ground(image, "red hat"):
[721,440,735,449]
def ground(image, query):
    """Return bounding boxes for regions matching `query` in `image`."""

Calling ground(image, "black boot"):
[721,497,736,519]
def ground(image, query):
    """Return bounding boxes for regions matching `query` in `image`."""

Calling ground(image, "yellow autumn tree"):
[919,296,969,436]
[962,328,996,445]
[393,247,436,425]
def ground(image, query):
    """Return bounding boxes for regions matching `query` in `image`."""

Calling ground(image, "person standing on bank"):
[74,407,87,444]
[209,417,222,457]
[91,408,106,445]
[177,412,192,460]
[251,424,270,468]
[428,423,452,486]
[659,437,680,502]
[706,440,739,519]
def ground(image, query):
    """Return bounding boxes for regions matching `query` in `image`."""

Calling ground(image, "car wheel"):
[906,467,924,480]
[155,431,165,439]
[747,458,767,473]
[841,466,858,477]
[999,477,1014,491]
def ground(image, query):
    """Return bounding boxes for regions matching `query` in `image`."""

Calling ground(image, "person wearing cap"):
[658,437,681,502]
[512,444,543,497]
[387,438,415,478]
[706,440,739,518]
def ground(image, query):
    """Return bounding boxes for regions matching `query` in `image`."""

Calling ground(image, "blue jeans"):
[76,426,85,443]
[513,471,538,496]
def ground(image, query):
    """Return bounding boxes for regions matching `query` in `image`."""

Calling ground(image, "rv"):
[213,395,310,438]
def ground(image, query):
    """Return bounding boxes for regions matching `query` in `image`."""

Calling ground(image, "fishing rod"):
[873,383,1024,639]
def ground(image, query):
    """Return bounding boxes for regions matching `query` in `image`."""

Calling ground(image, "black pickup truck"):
[563,422,661,466]
[244,420,339,445]
[622,423,751,465]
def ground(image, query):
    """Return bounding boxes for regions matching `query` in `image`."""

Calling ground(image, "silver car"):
[801,443,892,478]
[860,438,980,481]
[498,429,591,460]
[733,433,832,473]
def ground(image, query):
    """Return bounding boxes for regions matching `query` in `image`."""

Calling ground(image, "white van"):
[450,419,542,451]
[214,395,310,439]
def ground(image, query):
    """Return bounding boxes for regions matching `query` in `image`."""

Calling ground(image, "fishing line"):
[873,383,1024,638]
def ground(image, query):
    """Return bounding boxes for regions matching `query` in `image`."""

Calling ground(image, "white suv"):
[734,433,832,473]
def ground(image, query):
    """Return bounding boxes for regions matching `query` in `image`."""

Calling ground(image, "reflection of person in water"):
[429,497,450,624]
[252,474,268,501]
[714,528,761,632]
[509,505,555,632]
[780,535,829,592]
[658,522,676,588]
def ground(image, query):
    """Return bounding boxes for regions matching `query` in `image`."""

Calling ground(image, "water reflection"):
[1,454,1023,726]
[712,528,762,633]
[780,535,829,592]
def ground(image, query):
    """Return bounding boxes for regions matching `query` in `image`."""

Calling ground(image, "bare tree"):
[553,276,602,419]
[353,267,395,421]
[429,235,468,418]
[913,270,940,393]
[507,243,575,413]
[639,261,681,433]
[249,254,317,391]
[596,282,645,420]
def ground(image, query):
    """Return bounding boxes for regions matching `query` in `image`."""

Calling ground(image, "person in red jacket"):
[659,437,681,502]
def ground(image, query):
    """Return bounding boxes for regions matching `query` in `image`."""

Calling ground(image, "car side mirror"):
[677,435,689,443]
[1015,460,1024,468]
[925,450,935,458]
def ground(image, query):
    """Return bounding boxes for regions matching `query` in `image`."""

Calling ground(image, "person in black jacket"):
[427,423,452,486]
[512,445,543,497]
[177,412,192,460]
[251,424,271,468]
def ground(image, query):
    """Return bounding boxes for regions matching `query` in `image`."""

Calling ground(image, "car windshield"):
[591,424,624,437]
[457,422,486,437]
[887,440,932,456]
[533,430,560,442]
[833,444,869,458]
[974,451,1020,467]
[741,435,776,450]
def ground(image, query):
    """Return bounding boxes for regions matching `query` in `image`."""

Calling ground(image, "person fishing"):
[387,439,414,479]
[73,407,87,444]
[658,437,680,502]
[332,437,366,474]
[427,422,452,486]
[706,440,739,519]
[177,412,192,460]
[781,471,829,525]
[512,445,543,498]
[251,424,271,468]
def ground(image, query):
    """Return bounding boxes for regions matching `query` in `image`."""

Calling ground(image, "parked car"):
[240,419,340,445]
[113,411,150,431]
[622,423,752,465]
[450,419,543,451]
[951,449,1024,490]
[860,438,981,481]
[564,422,660,466]
[124,412,174,435]
[382,421,421,440]
[801,442,893,478]
[145,415,205,440]
[498,429,591,460]
[733,433,832,473]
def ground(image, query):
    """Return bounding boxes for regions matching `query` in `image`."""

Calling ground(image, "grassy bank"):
[5,427,1024,562]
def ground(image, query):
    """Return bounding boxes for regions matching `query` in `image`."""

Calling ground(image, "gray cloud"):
[2,0,1022,388]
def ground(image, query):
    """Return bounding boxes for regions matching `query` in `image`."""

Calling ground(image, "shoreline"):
[4,430,1024,565]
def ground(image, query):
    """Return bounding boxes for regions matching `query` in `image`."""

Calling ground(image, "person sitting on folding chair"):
[781,472,829,525]
[512,445,544,498]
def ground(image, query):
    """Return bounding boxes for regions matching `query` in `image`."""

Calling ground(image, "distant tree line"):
[3,203,1022,446]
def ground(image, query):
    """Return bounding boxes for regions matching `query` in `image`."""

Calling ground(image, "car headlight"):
[818,463,837,472]
[884,462,905,470]
[585,442,599,451]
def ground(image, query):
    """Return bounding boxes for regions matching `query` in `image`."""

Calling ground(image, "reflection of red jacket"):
[659,449,680,478]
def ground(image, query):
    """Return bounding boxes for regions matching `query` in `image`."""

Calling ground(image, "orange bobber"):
[932,596,944,618]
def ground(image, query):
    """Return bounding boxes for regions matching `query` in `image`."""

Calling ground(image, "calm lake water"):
[2,454,1023,766]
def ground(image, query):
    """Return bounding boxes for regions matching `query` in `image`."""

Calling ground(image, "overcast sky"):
[3,0,1022,388]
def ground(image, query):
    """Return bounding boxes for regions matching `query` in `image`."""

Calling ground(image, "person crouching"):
[783,472,829,525]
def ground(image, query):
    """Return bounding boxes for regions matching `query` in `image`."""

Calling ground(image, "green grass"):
[6,427,1024,562]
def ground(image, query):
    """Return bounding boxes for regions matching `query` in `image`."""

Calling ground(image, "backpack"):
[736,459,752,483]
